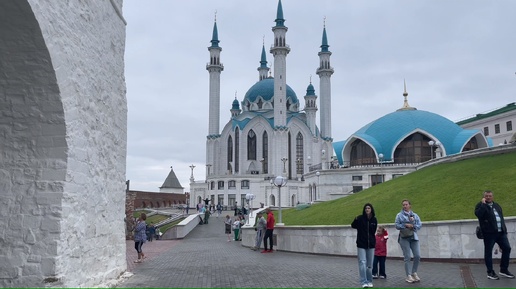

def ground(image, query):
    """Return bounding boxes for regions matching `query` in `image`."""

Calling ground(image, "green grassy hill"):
[280,150,516,225]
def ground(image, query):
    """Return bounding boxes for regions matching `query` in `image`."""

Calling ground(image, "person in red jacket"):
[262,208,275,253]
[372,226,389,279]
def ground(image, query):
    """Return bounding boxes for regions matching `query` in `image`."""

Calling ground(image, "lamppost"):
[428,141,436,160]
[260,158,265,174]
[189,164,195,182]
[315,171,320,200]
[378,153,384,183]
[281,157,288,174]
[272,175,287,225]
[245,193,255,224]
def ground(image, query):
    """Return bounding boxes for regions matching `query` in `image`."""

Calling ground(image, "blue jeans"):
[483,232,512,273]
[357,248,374,285]
[398,237,420,276]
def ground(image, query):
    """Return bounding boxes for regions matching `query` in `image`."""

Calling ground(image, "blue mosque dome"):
[335,108,488,166]
[242,77,298,111]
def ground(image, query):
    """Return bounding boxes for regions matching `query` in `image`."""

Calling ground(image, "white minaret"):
[206,18,224,174]
[304,79,318,136]
[270,0,290,177]
[316,21,334,141]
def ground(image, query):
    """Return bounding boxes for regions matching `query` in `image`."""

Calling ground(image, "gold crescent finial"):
[214,10,217,22]
[323,16,326,28]
[263,35,265,46]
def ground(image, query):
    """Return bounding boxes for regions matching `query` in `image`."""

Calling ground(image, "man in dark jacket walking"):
[351,203,378,288]
[475,190,514,280]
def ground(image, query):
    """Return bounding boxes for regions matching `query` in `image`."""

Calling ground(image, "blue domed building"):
[189,0,489,207]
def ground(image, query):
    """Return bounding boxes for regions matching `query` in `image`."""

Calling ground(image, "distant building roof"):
[456,102,516,125]
[160,167,183,189]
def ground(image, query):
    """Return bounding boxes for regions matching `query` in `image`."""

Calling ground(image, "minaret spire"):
[258,37,269,81]
[398,79,417,111]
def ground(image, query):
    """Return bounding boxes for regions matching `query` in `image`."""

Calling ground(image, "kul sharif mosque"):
[187,0,491,209]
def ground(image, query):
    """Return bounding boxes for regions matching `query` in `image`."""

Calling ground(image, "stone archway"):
[0,1,127,287]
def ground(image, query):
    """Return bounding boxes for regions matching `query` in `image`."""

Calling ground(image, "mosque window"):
[218,181,224,189]
[349,139,376,166]
[495,124,500,134]
[241,180,250,189]
[462,137,478,152]
[257,99,263,109]
[227,136,233,171]
[371,174,383,186]
[393,133,433,163]
[483,127,489,136]
[210,181,215,190]
[235,128,240,173]
[228,194,236,207]
[507,121,513,131]
[352,176,362,181]
[296,133,304,175]
[262,131,268,174]
[353,186,363,193]
[247,130,257,160]
[228,180,236,189]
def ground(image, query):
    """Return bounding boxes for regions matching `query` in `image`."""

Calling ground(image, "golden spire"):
[398,79,416,111]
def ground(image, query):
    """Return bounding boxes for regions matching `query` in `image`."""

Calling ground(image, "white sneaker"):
[367,283,373,288]
[405,274,415,283]
[412,272,421,282]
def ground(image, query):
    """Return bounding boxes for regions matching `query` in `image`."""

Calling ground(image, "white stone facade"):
[0,0,127,287]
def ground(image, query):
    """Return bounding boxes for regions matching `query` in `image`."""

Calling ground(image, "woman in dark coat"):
[351,203,378,288]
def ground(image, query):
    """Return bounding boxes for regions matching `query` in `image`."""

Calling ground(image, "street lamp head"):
[428,140,435,146]
[316,171,320,177]
[378,153,384,159]
[274,175,287,187]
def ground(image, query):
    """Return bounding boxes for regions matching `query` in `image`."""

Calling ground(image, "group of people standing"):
[351,200,422,288]
[352,190,513,288]
[224,208,276,253]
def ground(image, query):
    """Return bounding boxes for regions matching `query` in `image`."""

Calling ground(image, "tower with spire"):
[270,0,291,176]
[316,20,334,169]
[258,40,269,81]
[206,15,224,176]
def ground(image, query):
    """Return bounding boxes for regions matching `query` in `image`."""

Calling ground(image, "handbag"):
[475,226,483,239]
[400,228,414,238]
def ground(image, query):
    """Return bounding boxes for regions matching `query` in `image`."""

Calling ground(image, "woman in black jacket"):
[351,203,378,288]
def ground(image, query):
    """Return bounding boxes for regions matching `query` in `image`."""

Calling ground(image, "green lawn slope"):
[280,150,516,225]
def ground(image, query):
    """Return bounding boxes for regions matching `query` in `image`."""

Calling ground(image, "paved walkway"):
[118,212,515,288]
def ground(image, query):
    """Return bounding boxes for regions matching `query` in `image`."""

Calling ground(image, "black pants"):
[372,255,386,277]
[483,232,512,272]
[263,229,274,250]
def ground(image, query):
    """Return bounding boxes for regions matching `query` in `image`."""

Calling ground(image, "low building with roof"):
[456,102,516,146]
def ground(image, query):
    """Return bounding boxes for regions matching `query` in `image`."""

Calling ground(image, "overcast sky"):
[123,0,516,192]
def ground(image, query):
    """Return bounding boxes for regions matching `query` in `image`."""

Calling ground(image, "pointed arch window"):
[262,131,268,174]
[227,136,233,171]
[393,133,432,163]
[247,130,257,160]
[296,132,304,175]
[235,127,240,173]
[349,139,376,166]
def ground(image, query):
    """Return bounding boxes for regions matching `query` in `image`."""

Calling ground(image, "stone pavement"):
[118,212,515,288]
